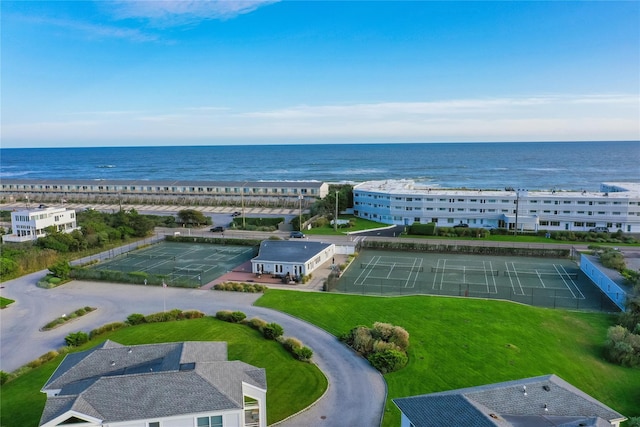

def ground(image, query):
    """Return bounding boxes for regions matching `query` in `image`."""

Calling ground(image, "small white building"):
[251,240,336,278]
[4,206,78,243]
[39,340,267,427]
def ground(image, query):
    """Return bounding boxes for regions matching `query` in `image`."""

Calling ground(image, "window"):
[148,423,160,427]
[197,415,223,427]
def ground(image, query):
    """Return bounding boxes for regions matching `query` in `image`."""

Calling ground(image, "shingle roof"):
[252,240,333,264]
[393,375,626,427]
[39,341,265,426]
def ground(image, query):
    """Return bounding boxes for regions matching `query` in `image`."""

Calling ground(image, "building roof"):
[3,178,326,188]
[40,340,266,426]
[392,375,626,427]
[355,180,640,199]
[252,240,334,264]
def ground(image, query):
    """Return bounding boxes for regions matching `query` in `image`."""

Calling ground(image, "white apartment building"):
[353,180,640,233]
[4,206,78,243]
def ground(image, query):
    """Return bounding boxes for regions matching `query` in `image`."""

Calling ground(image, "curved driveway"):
[0,274,385,427]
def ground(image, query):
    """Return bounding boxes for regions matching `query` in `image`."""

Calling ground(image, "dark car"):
[231,211,242,217]
[210,226,224,232]
[290,231,305,238]
[589,227,609,233]
[453,223,469,228]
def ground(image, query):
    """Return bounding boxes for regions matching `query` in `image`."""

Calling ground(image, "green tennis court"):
[93,241,257,287]
[335,250,619,311]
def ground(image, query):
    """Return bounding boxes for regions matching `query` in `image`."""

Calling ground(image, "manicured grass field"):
[255,290,640,427]
[304,215,390,235]
[0,296,15,308]
[0,317,327,427]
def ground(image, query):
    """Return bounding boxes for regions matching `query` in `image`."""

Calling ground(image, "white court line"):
[554,264,584,299]
[354,256,380,286]
[489,261,498,293]
[505,262,525,296]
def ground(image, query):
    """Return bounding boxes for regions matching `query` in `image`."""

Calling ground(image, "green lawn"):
[304,215,391,235]
[0,296,15,308]
[255,290,640,426]
[0,317,327,427]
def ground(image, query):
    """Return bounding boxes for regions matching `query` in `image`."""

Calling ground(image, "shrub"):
[89,322,127,339]
[281,337,303,352]
[215,310,246,323]
[604,325,640,368]
[367,348,408,374]
[65,331,89,347]
[293,346,313,362]
[262,322,284,340]
[247,317,267,331]
[127,313,146,325]
[182,310,205,319]
[0,371,9,385]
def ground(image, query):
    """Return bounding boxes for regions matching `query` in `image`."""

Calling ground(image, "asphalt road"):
[0,273,385,427]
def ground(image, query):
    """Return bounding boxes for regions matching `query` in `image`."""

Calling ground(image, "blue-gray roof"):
[252,240,333,264]
[40,341,266,425]
[393,375,625,427]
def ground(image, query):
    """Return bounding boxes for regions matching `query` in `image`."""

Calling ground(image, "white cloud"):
[13,14,159,42]
[110,0,280,26]
[3,94,638,146]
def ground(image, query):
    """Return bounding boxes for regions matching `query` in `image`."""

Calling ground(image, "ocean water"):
[1,141,638,191]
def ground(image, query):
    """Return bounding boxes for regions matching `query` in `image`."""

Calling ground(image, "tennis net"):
[431,267,499,276]
[504,270,578,278]
[361,263,424,272]
[173,267,203,275]
[127,253,176,261]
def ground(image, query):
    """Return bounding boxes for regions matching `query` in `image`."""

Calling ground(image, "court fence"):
[328,277,622,312]
[356,240,571,258]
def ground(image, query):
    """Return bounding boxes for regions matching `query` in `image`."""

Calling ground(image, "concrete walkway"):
[0,274,385,427]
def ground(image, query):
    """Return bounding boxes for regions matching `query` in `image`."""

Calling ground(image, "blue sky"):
[1,1,639,148]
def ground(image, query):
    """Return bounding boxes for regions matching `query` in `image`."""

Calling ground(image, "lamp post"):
[299,195,303,231]
[334,190,339,232]
[514,189,520,236]
[241,182,247,229]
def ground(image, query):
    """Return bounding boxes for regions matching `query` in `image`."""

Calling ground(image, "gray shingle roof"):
[252,240,333,264]
[393,375,626,427]
[40,341,265,426]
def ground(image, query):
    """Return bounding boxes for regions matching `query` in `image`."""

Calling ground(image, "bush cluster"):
[215,310,247,323]
[26,350,60,369]
[279,336,314,361]
[213,282,267,293]
[341,322,410,374]
[262,322,284,340]
[42,307,96,330]
[65,331,89,347]
[89,322,127,339]
[604,325,640,368]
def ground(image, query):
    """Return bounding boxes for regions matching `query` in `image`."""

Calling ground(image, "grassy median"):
[0,317,326,427]
[255,290,640,427]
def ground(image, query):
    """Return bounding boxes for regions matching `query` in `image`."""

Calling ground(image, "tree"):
[49,260,71,279]
[177,209,209,227]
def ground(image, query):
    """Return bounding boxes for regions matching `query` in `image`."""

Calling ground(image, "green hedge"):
[360,240,569,258]
[409,223,436,236]
[166,235,261,247]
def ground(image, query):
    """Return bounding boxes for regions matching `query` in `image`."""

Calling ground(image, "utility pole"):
[299,195,303,231]
[334,190,339,232]
[241,182,247,229]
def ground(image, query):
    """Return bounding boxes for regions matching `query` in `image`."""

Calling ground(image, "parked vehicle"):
[589,227,609,233]
[290,231,305,238]
[210,226,224,232]
[453,223,469,228]
[231,211,241,217]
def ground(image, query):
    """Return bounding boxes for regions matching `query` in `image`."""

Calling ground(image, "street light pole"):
[241,182,247,229]
[299,195,303,231]
[334,190,338,232]
[514,189,520,236]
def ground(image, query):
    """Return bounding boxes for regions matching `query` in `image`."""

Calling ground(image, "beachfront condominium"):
[353,180,640,233]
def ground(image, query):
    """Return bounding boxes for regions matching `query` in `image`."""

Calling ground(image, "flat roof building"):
[4,205,78,243]
[353,180,640,233]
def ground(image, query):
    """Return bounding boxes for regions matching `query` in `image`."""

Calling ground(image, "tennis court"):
[335,250,619,311]
[93,241,257,287]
